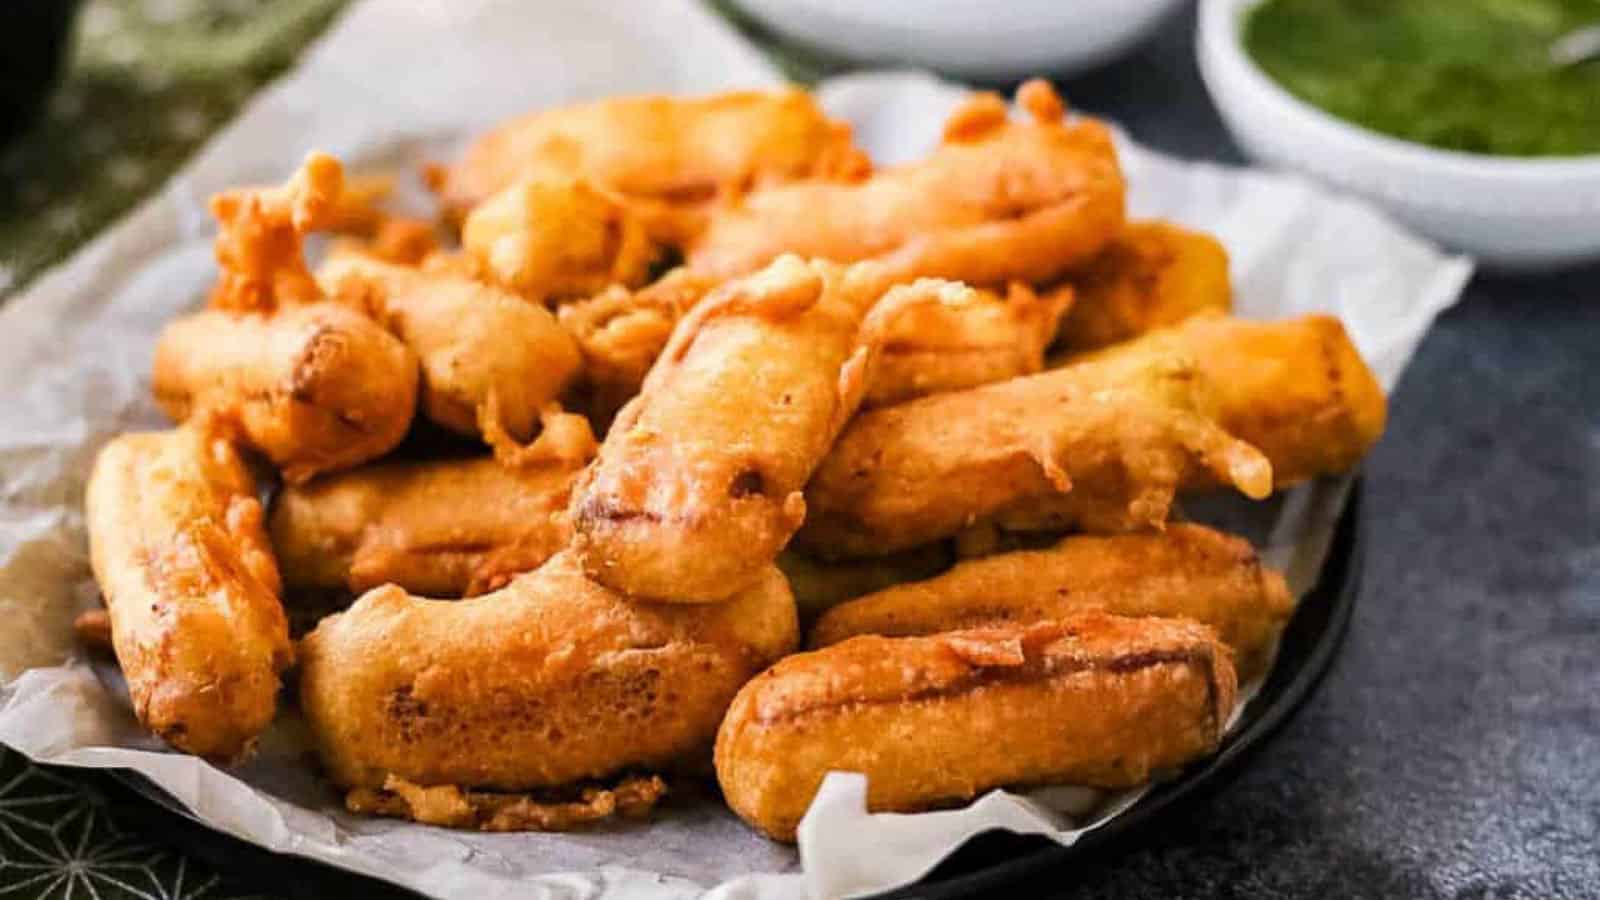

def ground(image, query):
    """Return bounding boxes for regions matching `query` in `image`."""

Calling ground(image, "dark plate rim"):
[101,478,1365,900]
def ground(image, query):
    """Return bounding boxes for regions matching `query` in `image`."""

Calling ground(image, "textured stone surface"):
[1036,7,1600,898]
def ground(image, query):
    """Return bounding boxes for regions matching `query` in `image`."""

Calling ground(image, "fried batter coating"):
[151,302,419,483]
[563,276,1075,419]
[207,152,345,312]
[430,89,869,239]
[318,171,392,231]
[716,614,1238,842]
[863,281,1073,409]
[777,544,954,622]
[270,453,587,599]
[346,773,667,832]
[461,176,658,302]
[683,81,1125,287]
[1054,220,1232,352]
[329,216,442,266]
[549,82,1121,414]
[85,426,292,762]
[315,252,583,459]
[299,550,798,821]
[556,269,724,424]
[569,257,905,603]
[72,609,114,653]
[1075,314,1387,486]
[796,354,1273,559]
[811,524,1293,681]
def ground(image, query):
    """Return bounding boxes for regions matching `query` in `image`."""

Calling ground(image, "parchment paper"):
[0,2,1472,898]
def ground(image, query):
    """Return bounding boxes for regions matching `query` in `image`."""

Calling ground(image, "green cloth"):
[0,0,347,300]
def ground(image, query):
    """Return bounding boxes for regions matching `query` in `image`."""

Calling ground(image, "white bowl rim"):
[1201,0,1600,180]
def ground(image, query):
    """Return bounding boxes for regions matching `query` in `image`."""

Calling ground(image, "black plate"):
[103,481,1363,899]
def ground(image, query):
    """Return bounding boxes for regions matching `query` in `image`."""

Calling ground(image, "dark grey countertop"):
[1041,7,1600,898]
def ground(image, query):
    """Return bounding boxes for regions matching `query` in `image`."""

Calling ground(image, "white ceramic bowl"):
[1198,0,1600,270]
[731,0,1185,81]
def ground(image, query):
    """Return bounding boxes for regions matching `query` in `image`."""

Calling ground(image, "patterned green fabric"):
[0,0,347,299]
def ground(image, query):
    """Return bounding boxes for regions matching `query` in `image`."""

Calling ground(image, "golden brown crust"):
[366,218,441,265]
[1073,314,1387,487]
[270,455,586,599]
[777,544,953,622]
[346,773,667,832]
[71,609,114,653]
[556,268,721,426]
[298,550,798,798]
[1015,77,1067,124]
[810,524,1293,681]
[461,176,659,302]
[683,83,1124,287]
[317,170,396,236]
[151,302,418,483]
[315,252,584,455]
[430,89,870,240]
[568,257,898,603]
[559,273,1074,424]
[545,83,1120,418]
[862,282,1073,409]
[715,614,1238,841]
[1054,220,1232,352]
[207,153,344,313]
[796,352,1272,559]
[85,427,292,763]
[328,216,442,267]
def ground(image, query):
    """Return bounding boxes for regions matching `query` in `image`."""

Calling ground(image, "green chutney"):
[1243,0,1600,157]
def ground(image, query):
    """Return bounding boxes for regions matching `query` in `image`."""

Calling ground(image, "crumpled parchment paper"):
[0,2,1472,898]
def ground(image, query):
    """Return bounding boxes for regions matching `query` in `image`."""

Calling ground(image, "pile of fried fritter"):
[79,80,1385,842]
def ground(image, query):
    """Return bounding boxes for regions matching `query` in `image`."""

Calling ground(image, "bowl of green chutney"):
[1198,0,1600,269]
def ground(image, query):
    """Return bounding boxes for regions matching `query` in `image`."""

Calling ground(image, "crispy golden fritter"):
[569,257,905,603]
[270,453,589,599]
[683,81,1124,286]
[716,613,1238,841]
[1054,220,1231,352]
[298,550,798,827]
[315,252,585,461]
[777,544,954,622]
[548,82,1120,416]
[811,524,1293,680]
[556,268,721,426]
[863,281,1073,409]
[346,773,668,832]
[316,170,396,235]
[461,176,658,302]
[71,609,114,653]
[563,276,1076,421]
[1071,314,1387,486]
[328,217,442,267]
[429,88,870,241]
[151,302,418,483]
[206,153,345,312]
[796,352,1272,559]
[85,426,292,762]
